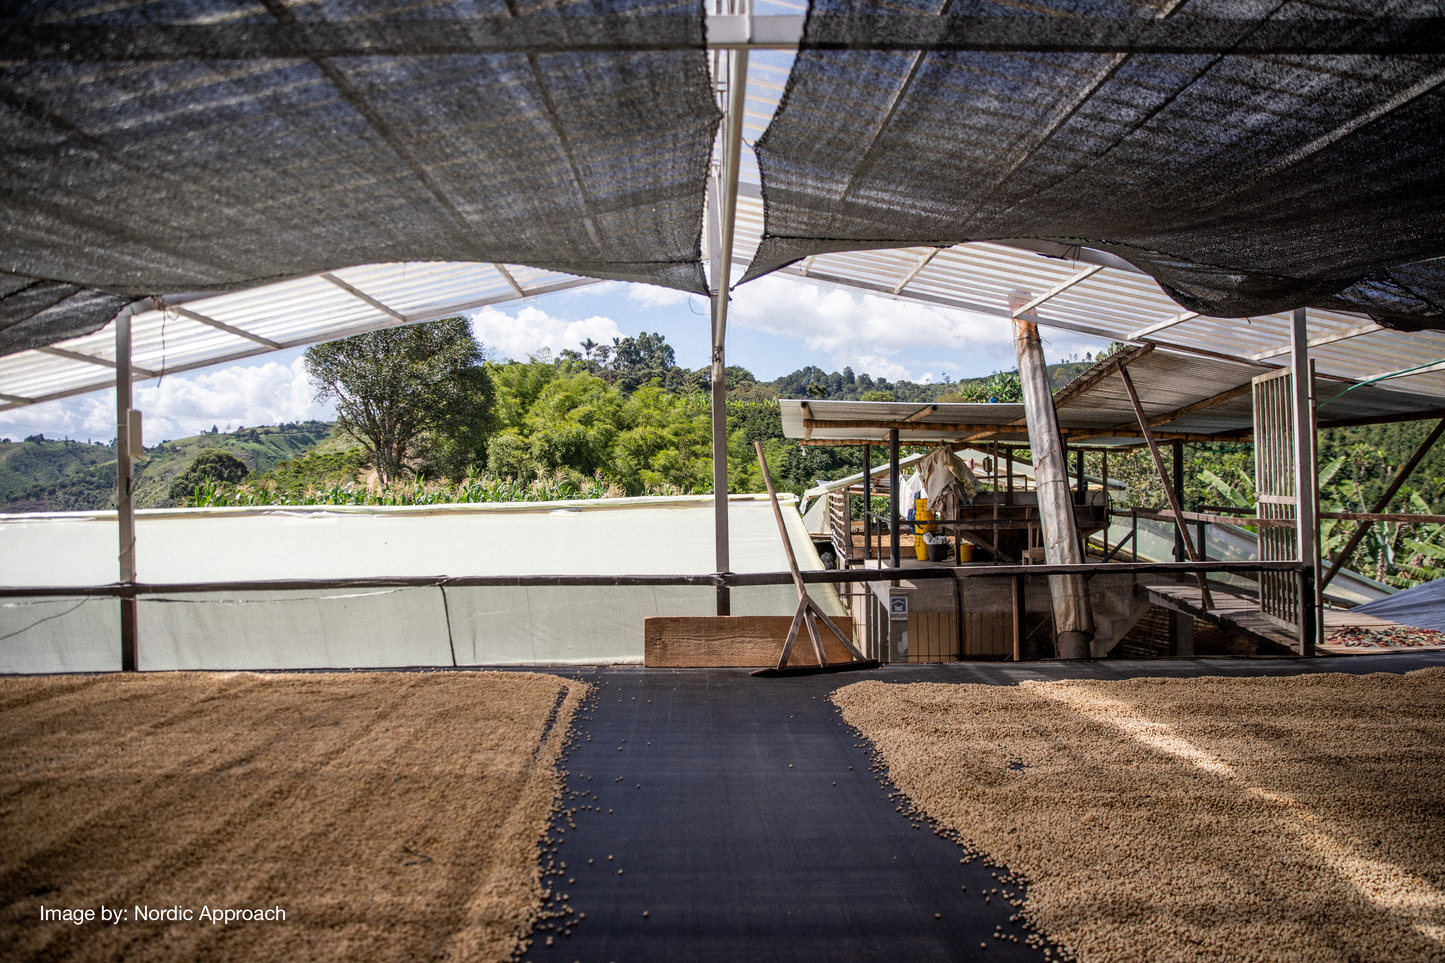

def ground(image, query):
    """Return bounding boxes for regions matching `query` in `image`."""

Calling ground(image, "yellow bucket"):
[957,541,975,563]
[913,499,933,560]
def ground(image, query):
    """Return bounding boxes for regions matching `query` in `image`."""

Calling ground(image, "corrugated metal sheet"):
[781,347,1445,447]
[0,262,601,412]
[725,189,1445,404]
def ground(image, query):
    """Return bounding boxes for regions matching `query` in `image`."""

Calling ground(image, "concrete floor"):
[524,652,1445,962]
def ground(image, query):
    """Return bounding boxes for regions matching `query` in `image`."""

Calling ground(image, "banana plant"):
[1388,492,1445,588]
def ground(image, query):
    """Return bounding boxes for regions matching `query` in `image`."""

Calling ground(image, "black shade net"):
[0,0,720,356]
[746,0,1445,331]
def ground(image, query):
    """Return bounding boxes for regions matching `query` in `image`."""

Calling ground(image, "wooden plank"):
[1136,579,1297,653]
[644,616,856,668]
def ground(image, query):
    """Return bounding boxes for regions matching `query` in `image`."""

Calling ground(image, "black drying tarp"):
[1356,576,1445,632]
[747,0,1445,330]
[0,0,720,356]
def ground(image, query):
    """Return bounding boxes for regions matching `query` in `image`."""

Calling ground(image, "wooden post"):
[1005,445,1014,504]
[1101,451,1110,558]
[889,428,901,573]
[1322,417,1445,590]
[862,443,872,561]
[1075,448,1086,504]
[1290,308,1318,655]
[1011,573,1023,662]
[1171,439,1186,562]
[1012,310,1093,658]
[116,308,138,672]
[1118,364,1215,610]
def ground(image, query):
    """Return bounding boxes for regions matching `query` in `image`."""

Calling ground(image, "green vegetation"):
[6,327,1439,588]
[305,317,491,483]
[0,421,335,513]
[0,436,115,512]
[167,450,248,502]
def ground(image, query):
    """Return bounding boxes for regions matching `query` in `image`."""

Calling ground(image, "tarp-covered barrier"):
[746,0,1445,329]
[0,0,720,356]
[0,495,846,673]
[1355,575,1445,632]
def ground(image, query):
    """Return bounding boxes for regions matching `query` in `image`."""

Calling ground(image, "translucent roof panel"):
[0,262,603,412]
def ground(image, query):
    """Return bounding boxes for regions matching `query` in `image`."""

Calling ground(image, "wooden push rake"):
[750,441,880,678]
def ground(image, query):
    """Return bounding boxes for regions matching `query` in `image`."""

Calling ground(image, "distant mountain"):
[0,421,340,513]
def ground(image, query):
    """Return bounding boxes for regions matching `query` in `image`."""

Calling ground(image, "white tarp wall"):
[0,494,843,673]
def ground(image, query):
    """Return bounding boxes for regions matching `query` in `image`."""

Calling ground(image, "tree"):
[169,450,249,501]
[305,318,492,484]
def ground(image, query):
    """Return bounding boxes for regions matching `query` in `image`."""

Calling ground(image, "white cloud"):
[470,305,623,362]
[0,355,332,445]
[626,284,697,308]
[728,276,1109,380]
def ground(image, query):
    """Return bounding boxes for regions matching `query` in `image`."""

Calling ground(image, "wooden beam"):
[902,403,939,422]
[1125,310,1200,341]
[1317,408,1445,430]
[1116,380,1255,432]
[1321,417,1445,589]
[1010,264,1104,316]
[893,248,941,294]
[803,418,1024,433]
[172,305,283,349]
[1014,342,1154,423]
[1135,509,1293,529]
[38,346,159,379]
[1323,510,1445,523]
[491,263,527,298]
[1118,363,1215,609]
[645,616,856,668]
[1247,319,1384,362]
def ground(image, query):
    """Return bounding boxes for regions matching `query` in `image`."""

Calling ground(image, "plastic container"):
[913,496,931,533]
[928,541,951,563]
[957,542,975,563]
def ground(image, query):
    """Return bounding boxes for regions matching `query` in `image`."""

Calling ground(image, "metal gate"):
[1253,365,1315,630]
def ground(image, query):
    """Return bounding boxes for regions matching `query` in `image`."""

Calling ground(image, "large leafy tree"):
[305,318,492,484]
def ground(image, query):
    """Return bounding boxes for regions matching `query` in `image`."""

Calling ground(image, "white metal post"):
[1290,307,1319,655]
[115,306,138,671]
[710,40,749,615]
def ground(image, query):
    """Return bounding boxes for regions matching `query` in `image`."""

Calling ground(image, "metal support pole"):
[1290,307,1319,655]
[1172,439,1185,562]
[707,44,749,616]
[710,299,730,615]
[116,308,138,671]
[1075,448,1085,505]
[889,428,900,573]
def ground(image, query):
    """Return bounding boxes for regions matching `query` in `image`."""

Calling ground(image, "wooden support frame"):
[753,441,872,673]
[1118,363,1215,610]
[1321,417,1445,590]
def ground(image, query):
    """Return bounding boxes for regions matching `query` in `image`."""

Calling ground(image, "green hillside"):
[0,421,342,513]
[0,438,116,511]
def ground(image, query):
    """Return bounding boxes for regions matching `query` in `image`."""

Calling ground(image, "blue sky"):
[1,277,1112,445]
